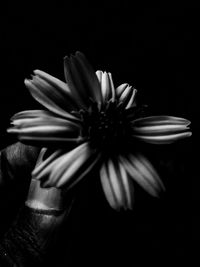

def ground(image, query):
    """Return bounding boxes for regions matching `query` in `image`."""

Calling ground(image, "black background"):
[0,2,197,266]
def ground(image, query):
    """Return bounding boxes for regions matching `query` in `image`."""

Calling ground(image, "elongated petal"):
[118,162,134,210]
[10,110,80,126]
[120,154,164,197]
[116,83,128,97]
[8,124,78,137]
[31,74,77,111]
[61,152,101,190]
[100,72,115,103]
[34,70,71,94]
[25,78,78,120]
[10,111,80,131]
[119,85,132,104]
[132,116,191,126]
[100,163,119,210]
[41,142,100,188]
[108,73,115,101]
[133,124,190,134]
[34,142,89,180]
[74,52,102,105]
[107,159,126,209]
[33,149,64,178]
[96,70,103,83]
[64,53,102,108]
[125,88,137,109]
[132,115,191,144]
[132,132,192,144]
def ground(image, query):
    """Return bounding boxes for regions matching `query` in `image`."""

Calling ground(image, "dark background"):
[0,2,197,266]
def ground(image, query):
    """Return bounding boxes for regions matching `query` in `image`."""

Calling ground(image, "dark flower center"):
[80,101,132,152]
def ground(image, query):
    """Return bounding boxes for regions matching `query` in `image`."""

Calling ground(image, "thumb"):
[0,178,74,267]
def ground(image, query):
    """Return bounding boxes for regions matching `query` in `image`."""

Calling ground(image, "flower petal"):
[35,142,99,189]
[64,52,102,108]
[8,110,82,146]
[34,142,89,180]
[100,163,119,210]
[125,88,137,109]
[116,83,128,97]
[107,158,126,209]
[34,70,71,94]
[10,110,80,130]
[132,116,191,144]
[120,154,164,197]
[33,149,64,178]
[25,77,78,120]
[31,73,77,111]
[74,52,103,105]
[96,70,103,83]
[118,161,134,210]
[132,116,191,126]
[132,132,192,144]
[100,72,115,103]
[62,152,101,191]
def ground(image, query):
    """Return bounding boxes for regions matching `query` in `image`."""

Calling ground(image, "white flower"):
[8,52,192,211]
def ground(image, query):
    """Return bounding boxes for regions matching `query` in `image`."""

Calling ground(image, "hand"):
[0,142,74,267]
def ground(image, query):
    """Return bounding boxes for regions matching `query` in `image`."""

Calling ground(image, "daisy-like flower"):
[8,52,192,211]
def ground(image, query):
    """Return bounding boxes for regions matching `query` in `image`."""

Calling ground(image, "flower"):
[8,52,192,211]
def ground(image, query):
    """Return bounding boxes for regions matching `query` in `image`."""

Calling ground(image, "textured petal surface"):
[120,154,164,197]
[8,110,82,146]
[100,162,119,210]
[132,116,191,144]
[64,52,102,108]
[34,142,100,189]
[97,71,115,103]
[25,76,78,119]
[100,158,134,210]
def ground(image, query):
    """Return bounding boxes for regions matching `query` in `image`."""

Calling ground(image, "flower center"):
[80,101,131,152]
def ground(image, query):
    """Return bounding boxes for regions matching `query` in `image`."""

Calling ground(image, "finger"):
[0,142,40,187]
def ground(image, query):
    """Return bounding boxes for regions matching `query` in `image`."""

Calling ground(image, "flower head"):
[8,52,192,211]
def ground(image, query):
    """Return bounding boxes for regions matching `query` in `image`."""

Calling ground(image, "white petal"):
[132,124,189,134]
[120,155,163,197]
[25,79,76,120]
[133,131,192,144]
[132,116,191,126]
[33,149,63,178]
[107,159,125,208]
[126,88,137,109]
[34,69,71,93]
[100,163,118,210]
[96,70,103,83]
[65,152,101,190]
[118,162,133,209]
[34,142,89,181]
[116,83,128,97]
[108,72,115,101]
[46,142,90,186]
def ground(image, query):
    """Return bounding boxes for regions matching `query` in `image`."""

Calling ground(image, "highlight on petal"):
[120,154,164,197]
[100,163,119,210]
[25,75,78,119]
[131,116,192,144]
[64,52,102,108]
[116,83,137,109]
[34,70,71,94]
[132,115,191,126]
[100,158,134,210]
[97,71,115,103]
[34,142,100,189]
[10,110,80,127]
[125,88,137,109]
[7,110,83,146]
[118,161,134,210]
